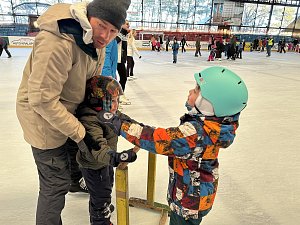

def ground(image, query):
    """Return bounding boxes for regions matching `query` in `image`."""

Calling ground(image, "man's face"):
[89,17,119,49]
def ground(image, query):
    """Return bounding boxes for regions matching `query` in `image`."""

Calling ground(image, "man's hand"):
[83,133,99,151]
[77,140,95,162]
[109,149,137,167]
[97,110,121,135]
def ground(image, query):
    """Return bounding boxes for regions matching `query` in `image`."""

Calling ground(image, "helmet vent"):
[221,69,225,73]
[238,81,242,84]
[198,73,202,77]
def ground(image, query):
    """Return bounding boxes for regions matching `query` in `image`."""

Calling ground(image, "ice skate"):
[69,177,88,193]
[130,75,137,80]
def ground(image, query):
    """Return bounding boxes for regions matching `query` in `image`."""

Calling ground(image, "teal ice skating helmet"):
[194,66,248,117]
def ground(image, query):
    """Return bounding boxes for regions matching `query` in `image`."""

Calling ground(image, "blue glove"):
[109,149,137,167]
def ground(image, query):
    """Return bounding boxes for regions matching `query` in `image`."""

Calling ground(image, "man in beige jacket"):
[16,0,131,224]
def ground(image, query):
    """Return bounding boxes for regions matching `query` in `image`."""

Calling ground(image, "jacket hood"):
[37,3,93,44]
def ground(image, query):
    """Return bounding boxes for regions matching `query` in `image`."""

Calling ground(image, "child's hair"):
[85,75,123,111]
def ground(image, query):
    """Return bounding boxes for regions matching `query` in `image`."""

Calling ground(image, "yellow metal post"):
[128,151,170,225]
[146,152,157,205]
[115,167,129,225]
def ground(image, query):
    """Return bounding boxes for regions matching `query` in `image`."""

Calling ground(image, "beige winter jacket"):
[16,3,105,149]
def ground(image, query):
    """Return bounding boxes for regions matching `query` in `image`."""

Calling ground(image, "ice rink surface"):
[0,48,300,225]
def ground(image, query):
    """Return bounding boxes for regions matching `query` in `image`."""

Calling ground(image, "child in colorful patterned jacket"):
[98,66,248,225]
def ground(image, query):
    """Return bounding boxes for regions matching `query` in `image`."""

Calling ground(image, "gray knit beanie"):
[87,0,131,30]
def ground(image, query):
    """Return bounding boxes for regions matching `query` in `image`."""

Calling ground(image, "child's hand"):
[109,149,137,167]
[97,110,121,135]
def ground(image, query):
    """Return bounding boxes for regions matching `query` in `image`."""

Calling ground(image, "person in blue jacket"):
[102,38,118,79]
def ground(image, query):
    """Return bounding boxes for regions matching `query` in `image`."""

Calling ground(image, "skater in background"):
[242,39,246,51]
[159,35,164,50]
[236,41,243,59]
[226,35,236,60]
[76,76,137,225]
[215,40,224,60]
[208,35,214,50]
[207,48,216,61]
[0,37,12,58]
[172,38,180,63]
[180,35,187,53]
[156,39,161,52]
[165,35,170,51]
[127,29,141,80]
[262,38,266,52]
[194,35,201,57]
[117,20,131,105]
[15,0,131,224]
[266,36,274,57]
[279,38,286,53]
[98,66,248,225]
[296,43,299,53]
[150,35,156,51]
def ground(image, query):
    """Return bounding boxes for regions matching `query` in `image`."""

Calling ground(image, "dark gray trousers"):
[32,143,71,225]
[267,45,272,56]
[0,45,11,57]
[81,167,114,225]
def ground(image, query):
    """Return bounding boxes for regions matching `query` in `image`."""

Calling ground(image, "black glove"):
[109,149,137,167]
[97,110,121,135]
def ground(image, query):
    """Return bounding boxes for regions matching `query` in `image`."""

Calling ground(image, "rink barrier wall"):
[1,36,280,52]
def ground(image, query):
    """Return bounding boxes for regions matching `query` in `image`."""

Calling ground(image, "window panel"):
[195,1,211,23]
[127,0,143,28]
[1,0,299,33]
[160,0,178,29]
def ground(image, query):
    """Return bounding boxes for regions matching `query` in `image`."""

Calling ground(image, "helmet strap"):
[194,105,202,115]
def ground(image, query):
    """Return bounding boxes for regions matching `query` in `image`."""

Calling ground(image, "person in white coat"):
[127,29,141,80]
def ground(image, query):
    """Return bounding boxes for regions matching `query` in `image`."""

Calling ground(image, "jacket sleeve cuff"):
[73,123,86,143]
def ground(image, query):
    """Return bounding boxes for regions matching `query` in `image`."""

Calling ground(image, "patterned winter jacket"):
[119,113,240,219]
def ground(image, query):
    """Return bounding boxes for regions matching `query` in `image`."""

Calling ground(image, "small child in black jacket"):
[76,76,137,225]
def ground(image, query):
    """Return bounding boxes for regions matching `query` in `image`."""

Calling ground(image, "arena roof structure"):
[0,0,299,36]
